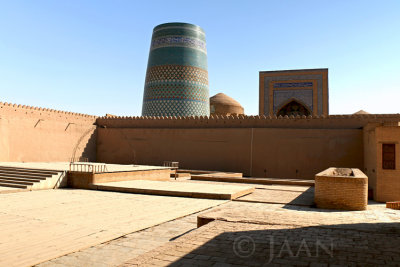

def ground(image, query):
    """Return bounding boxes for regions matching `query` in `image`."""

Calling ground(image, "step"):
[0,182,28,189]
[0,179,34,186]
[0,170,55,177]
[0,174,46,180]
[0,172,50,179]
[0,172,54,179]
[0,165,60,171]
[0,176,42,183]
[0,166,59,175]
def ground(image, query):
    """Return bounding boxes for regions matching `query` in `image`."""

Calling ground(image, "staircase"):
[0,166,66,190]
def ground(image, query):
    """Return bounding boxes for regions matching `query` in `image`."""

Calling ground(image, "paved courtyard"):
[235,186,314,206]
[0,189,226,267]
[37,213,201,267]
[122,201,400,266]
[122,219,400,267]
[2,182,400,266]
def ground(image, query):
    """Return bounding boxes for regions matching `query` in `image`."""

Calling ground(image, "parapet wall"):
[96,114,399,178]
[97,127,364,179]
[0,102,97,162]
[96,114,400,129]
[0,102,97,122]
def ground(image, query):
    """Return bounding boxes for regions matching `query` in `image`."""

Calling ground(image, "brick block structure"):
[315,167,368,210]
[386,201,400,210]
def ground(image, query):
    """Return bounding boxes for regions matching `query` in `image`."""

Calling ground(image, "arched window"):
[277,99,311,117]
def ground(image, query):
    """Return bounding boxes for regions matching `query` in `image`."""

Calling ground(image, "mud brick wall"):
[0,102,97,162]
[96,115,374,179]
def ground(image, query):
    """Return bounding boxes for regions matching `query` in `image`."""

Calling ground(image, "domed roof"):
[209,93,244,115]
[210,93,243,107]
[353,110,370,115]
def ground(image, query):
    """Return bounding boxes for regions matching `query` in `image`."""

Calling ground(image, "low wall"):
[315,168,368,210]
[97,127,363,179]
[0,102,97,162]
[68,169,171,189]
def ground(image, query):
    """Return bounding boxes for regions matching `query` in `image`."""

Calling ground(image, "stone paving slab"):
[0,189,226,267]
[121,219,400,266]
[0,186,28,193]
[198,201,400,233]
[37,213,201,267]
[33,185,400,267]
[35,184,314,267]
[92,180,255,200]
[235,187,315,206]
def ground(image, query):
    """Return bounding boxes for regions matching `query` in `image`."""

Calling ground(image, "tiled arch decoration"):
[259,69,329,116]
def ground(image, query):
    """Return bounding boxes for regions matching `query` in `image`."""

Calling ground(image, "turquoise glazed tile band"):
[142,22,210,117]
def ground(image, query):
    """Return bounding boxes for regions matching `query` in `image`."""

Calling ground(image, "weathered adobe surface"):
[96,114,400,129]
[0,101,97,122]
[0,102,97,162]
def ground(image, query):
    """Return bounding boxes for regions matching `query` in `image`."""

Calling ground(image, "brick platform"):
[91,180,255,200]
[315,168,368,210]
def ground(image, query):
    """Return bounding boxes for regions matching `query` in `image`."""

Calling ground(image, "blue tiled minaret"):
[142,23,210,116]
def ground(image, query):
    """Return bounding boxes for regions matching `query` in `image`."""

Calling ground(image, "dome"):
[210,93,244,116]
[353,110,370,115]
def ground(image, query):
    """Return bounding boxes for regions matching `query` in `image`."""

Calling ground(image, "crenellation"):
[0,101,97,122]
[94,113,400,131]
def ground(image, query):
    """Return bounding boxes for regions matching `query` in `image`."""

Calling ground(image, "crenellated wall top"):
[0,101,98,121]
[96,114,400,129]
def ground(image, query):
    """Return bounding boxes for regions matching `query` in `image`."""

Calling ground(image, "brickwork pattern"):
[315,168,368,210]
[33,187,400,266]
[387,201,400,210]
[122,215,400,266]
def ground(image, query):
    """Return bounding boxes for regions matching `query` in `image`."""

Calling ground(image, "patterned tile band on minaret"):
[142,22,210,116]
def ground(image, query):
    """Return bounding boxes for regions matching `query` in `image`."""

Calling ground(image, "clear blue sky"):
[1,0,399,116]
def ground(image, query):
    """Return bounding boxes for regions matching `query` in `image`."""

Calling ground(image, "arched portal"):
[277,99,311,117]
